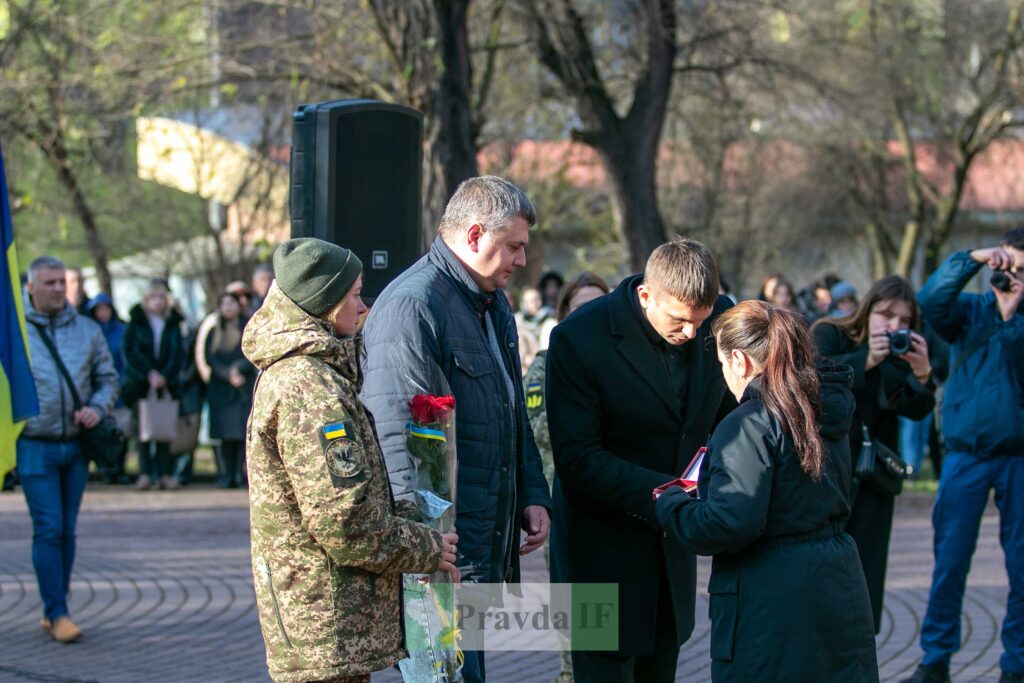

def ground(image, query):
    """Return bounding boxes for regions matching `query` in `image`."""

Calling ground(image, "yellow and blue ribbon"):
[408,424,447,443]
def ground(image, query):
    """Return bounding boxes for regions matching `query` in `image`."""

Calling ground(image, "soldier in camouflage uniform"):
[243,238,458,683]
[523,271,609,683]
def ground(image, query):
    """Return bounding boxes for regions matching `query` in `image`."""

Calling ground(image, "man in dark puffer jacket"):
[362,176,552,683]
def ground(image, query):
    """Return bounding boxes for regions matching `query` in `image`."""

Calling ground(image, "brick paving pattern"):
[0,488,1009,682]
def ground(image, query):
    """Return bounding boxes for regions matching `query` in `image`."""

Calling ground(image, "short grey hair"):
[27,256,66,283]
[438,176,537,239]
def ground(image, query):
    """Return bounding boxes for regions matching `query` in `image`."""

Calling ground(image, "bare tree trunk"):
[421,125,448,248]
[923,163,972,275]
[865,222,893,281]
[432,0,479,196]
[50,134,113,294]
[525,0,676,271]
[894,219,921,278]
[371,0,480,246]
[595,135,669,272]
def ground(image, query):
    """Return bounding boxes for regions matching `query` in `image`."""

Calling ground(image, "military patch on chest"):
[325,438,364,481]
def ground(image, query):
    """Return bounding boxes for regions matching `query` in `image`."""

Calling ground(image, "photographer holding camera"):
[813,275,936,636]
[901,230,1024,683]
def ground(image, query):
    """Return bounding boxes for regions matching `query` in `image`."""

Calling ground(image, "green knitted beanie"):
[272,238,363,316]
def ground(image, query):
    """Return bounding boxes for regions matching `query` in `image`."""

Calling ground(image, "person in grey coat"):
[203,291,254,488]
[657,301,878,682]
[19,256,118,643]
[361,176,552,683]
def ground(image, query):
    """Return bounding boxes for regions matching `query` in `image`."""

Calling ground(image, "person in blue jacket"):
[87,293,126,377]
[902,228,1024,683]
[87,293,129,482]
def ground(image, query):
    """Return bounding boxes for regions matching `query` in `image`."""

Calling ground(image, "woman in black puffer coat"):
[657,301,878,683]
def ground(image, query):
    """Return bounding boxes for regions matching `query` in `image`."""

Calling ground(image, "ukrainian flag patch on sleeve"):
[322,422,348,440]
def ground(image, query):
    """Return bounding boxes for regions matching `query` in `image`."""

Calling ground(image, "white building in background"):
[82,235,260,325]
[83,105,290,321]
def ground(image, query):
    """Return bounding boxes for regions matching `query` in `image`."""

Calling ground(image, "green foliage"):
[7,136,205,271]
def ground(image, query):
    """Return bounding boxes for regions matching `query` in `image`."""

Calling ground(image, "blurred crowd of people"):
[6,261,275,494]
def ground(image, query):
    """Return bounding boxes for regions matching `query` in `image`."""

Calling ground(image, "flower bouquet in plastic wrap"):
[400,394,463,683]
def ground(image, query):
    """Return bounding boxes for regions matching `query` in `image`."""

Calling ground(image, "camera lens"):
[991,271,1013,292]
[887,330,912,356]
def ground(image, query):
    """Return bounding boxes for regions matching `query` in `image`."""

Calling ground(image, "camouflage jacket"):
[523,351,553,488]
[243,284,443,683]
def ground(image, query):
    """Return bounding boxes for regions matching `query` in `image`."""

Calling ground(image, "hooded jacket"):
[243,283,443,683]
[657,366,879,682]
[22,296,119,441]
[86,292,126,377]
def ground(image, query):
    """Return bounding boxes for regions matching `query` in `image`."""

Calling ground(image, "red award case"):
[652,447,706,500]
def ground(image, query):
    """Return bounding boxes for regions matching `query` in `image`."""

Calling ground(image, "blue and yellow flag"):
[0,137,39,475]
[322,421,348,440]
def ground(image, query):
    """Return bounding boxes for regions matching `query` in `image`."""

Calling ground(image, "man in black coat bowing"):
[546,237,735,683]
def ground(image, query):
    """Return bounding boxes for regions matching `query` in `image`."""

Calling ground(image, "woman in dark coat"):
[123,281,186,490]
[813,276,936,633]
[657,301,878,683]
[203,292,254,488]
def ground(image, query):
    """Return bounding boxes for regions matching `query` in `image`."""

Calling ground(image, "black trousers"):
[570,567,679,683]
[138,441,172,478]
[846,483,895,634]
[216,440,245,488]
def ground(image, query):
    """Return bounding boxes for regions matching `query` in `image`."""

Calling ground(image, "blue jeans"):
[16,437,89,622]
[899,413,932,475]
[920,451,1024,673]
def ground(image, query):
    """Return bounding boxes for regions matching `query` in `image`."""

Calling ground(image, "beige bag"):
[137,389,179,443]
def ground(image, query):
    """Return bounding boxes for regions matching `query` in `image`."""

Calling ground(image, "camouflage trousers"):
[312,677,369,683]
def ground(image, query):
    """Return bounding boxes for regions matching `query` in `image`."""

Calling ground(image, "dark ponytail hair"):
[712,300,826,479]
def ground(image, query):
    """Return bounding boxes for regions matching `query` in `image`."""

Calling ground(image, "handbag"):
[29,322,125,469]
[137,388,179,443]
[855,425,912,496]
[170,413,200,455]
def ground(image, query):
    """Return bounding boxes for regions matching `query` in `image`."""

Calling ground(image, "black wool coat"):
[545,275,735,655]
[122,304,186,405]
[203,317,255,442]
[657,370,879,683]
[813,322,935,632]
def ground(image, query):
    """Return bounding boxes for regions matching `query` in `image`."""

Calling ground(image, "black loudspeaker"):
[291,99,422,302]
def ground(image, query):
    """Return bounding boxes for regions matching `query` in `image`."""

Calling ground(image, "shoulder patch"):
[323,421,349,440]
[325,438,364,482]
[317,418,365,486]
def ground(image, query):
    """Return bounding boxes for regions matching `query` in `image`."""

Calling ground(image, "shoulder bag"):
[30,322,125,469]
[855,424,911,496]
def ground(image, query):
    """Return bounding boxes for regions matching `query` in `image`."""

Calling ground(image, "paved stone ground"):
[0,487,1010,683]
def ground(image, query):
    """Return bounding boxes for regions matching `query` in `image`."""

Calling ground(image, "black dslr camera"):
[991,271,1016,292]
[887,329,913,356]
